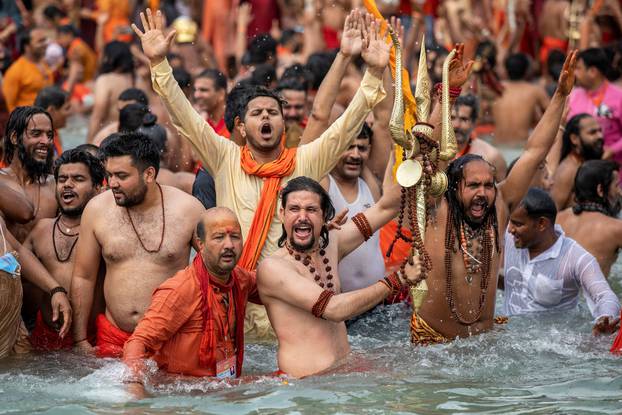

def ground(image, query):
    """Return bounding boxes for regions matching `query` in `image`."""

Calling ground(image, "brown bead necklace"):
[286,242,335,293]
[126,183,166,253]
[53,215,79,263]
[444,209,494,325]
[459,221,485,284]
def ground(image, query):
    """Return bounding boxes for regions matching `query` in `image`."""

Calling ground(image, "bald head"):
[196,207,243,279]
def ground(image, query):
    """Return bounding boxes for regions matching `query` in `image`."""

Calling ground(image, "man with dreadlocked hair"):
[411,51,578,343]
[557,160,622,278]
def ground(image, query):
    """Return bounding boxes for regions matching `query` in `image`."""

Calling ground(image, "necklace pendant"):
[466,274,473,284]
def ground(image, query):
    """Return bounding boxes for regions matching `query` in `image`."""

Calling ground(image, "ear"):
[597,183,604,198]
[143,166,157,183]
[9,132,17,145]
[537,217,548,232]
[236,120,246,139]
[278,205,285,223]
[569,132,581,148]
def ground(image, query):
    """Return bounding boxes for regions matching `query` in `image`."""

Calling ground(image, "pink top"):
[568,82,622,163]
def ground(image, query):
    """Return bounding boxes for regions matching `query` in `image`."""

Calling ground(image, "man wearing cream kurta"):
[133,9,390,339]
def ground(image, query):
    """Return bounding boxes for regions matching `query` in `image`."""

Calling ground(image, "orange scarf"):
[194,255,246,374]
[239,145,297,270]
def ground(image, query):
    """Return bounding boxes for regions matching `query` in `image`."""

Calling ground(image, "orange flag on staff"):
[363,0,418,170]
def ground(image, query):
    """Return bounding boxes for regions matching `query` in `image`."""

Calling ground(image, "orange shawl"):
[239,145,297,270]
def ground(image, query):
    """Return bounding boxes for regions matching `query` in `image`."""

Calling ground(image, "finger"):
[131,23,144,38]
[52,301,59,322]
[344,10,352,30]
[60,308,71,338]
[465,60,475,76]
[146,8,155,30]
[165,29,177,47]
[140,11,149,32]
[155,9,164,30]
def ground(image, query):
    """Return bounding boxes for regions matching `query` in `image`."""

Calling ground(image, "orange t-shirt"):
[2,56,53,112]
[68,38,97,82]
[97,0,131,43]
[124,263,257,377]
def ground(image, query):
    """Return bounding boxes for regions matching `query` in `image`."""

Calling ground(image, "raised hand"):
[447,44,475,88]
[361,18,391,78]
[340,9,363,58]
[389,15,404,46]
[555,50,577,97]
[131,9,177,66]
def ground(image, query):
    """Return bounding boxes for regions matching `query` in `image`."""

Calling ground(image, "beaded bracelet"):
[312,289,334,318]
[379,272,403,297]
[50,286,68,297]
[351,213,372,241]
[434,83,462,99]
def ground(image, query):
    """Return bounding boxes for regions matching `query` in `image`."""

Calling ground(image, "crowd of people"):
[1,0,622,399]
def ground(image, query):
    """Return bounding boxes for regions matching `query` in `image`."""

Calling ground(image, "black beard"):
[288,234,315,252]
[18,142,52,182]
[114,181,147,207]
[59,205,85,217]
[580,142,604,160]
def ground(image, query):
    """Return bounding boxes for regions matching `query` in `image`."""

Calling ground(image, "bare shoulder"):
[257,255,293,281]
[83,190,115,217]
[162,185,204,213]
[28,217,54,241]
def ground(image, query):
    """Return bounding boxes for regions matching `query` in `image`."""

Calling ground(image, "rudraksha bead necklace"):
[286,242,335,292]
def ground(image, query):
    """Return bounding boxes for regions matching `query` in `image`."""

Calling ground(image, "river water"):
[1,116,620,413]
[1,268,620,414]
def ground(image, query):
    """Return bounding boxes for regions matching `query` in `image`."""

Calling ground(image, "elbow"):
[11,207,35,224]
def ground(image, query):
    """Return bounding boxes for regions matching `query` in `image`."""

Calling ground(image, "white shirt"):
[328,175,386,292]
[503,225,620,320]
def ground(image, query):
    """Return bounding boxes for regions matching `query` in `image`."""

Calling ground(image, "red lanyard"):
[589,81,608,109]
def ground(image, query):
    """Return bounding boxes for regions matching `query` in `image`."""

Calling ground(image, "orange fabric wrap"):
[30,311,73,351]
[379,220,413,271]
[96,314,131,358]
[539,36,568,66]
[239,146,297,270]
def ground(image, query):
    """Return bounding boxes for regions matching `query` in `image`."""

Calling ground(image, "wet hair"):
[250,64,277,88]
[173,67,192,90]
[224,82,250,132]
[578,48,609,76]
[574,159,619,213]
[454,94,479,122]
[137,113,167,156]
[278,176,336,249]
[3,106,53,166]
[34,86,68,109]
[53,148,105,186]
[119,103,149,133]
[100,131,160,175]
[505,53,530,80]
[519,187,557,224]
[474,40,497,70]
[118,88,149,106]
[445,154,499,251]
[357,122,373,142]
[195,68,227,91]
[306,52,336,90]
[561,113,592,160]
[99,41,134,75]
[244,34,278,65]
[238,85,286,121]
[196,220,206,242]
[75,143,102,159]
[58,24,79,37]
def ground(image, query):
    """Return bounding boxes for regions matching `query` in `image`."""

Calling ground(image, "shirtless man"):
[453,94,507,179]
[71,132,204,356]
[411,51,577,343]
[92,88,150,147]
[538,0,570,69]
[133,9,389,338]
[25,149,104,350]
[551,113,604,209]
[493,53,550,145]
[1,107,58,243]
[257,176,420,378]
[557,160,622,277]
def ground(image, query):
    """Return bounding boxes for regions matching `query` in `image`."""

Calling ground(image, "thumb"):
[165,29,177,47]
[52,300,59,322]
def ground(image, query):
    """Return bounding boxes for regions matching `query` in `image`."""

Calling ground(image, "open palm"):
[556,50,577,97]
[447,44,474,88]
[340,9,363,57]
[361,19,390,71]
[131,9,176,64]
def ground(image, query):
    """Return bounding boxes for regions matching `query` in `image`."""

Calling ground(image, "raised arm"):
[337,155,400,259]
[297,18,389,179]
[499,51,577,213]
[70,202,102,353]
[300,9,364,144]
[132,9,233,175]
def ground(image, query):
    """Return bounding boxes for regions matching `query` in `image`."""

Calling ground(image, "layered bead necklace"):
[286,243,335,293]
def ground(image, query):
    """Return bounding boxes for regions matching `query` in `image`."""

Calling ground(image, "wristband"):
[434,82,462,99]
[312,289,334,318]
[379,272,403,297]
[351,213,372,241]
[50,286,67,297]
